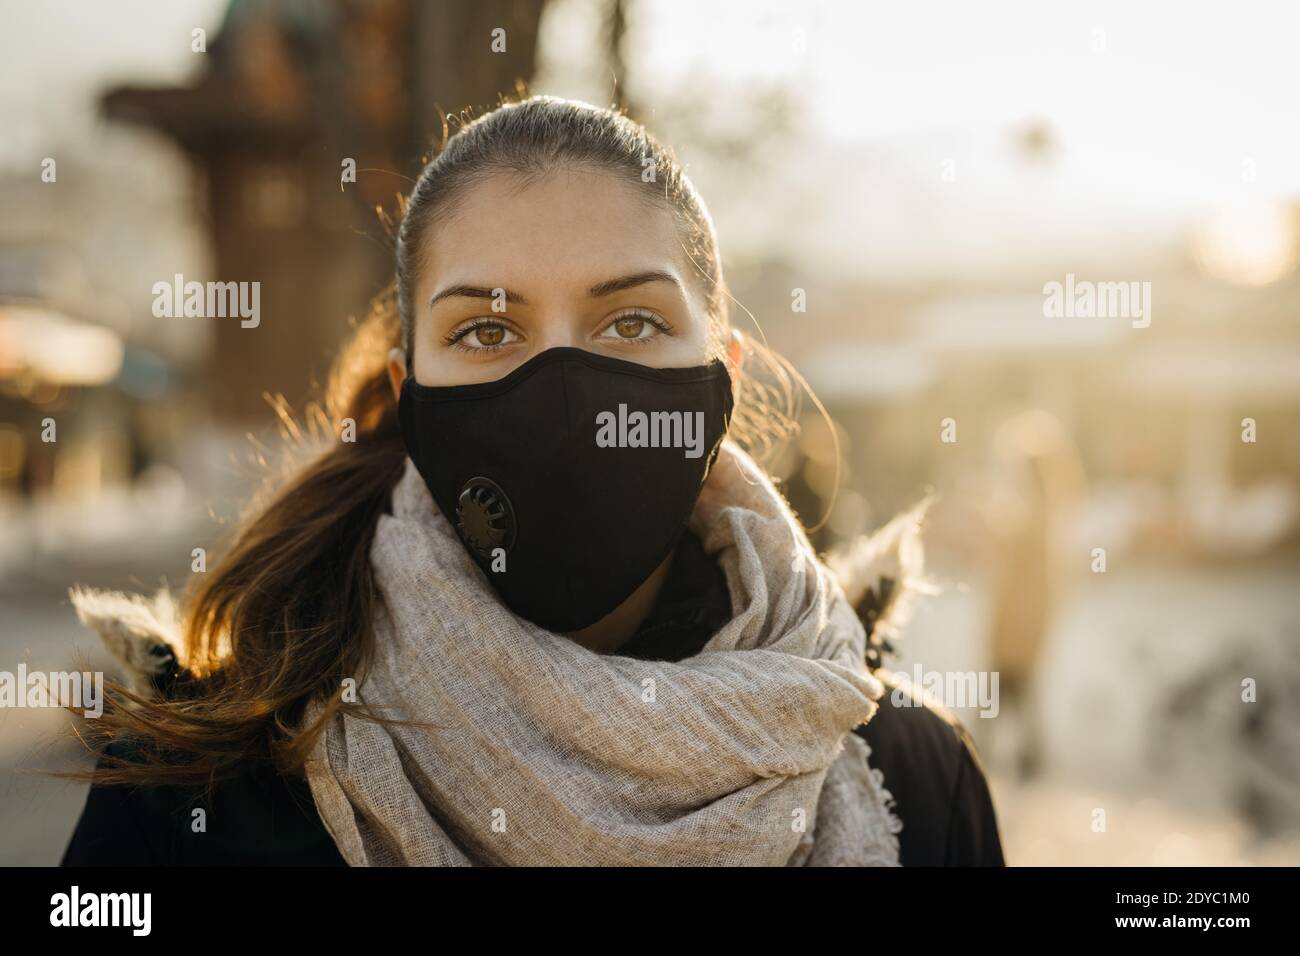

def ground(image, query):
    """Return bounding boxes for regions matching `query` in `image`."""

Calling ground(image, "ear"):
[726,327,745,377]
[387,348,407,403]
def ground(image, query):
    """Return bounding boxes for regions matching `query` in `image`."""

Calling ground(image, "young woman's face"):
[396,167,717,387]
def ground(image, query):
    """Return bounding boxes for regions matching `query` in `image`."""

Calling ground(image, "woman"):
[60,96,1003,866]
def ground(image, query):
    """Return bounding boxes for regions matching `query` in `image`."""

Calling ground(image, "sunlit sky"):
[4,0,1300,280]
[544,0,1300,278]
[535,0,1300,205]
[640,0,1300,192]
[7,0,1299,198]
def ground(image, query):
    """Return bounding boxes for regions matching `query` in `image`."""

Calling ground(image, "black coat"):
[62,529,1005,866]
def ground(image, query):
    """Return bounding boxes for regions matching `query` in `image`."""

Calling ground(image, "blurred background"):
[2,0,1298,865]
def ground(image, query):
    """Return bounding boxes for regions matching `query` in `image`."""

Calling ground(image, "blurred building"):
[0,0,557,575]
[101,0,548,421]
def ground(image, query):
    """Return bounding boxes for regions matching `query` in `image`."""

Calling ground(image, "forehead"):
[418,168,690,294]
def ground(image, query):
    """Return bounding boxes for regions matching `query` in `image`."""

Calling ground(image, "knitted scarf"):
[299,439,902,866]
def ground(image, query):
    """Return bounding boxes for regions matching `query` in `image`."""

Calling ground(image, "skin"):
[387,166,742,653]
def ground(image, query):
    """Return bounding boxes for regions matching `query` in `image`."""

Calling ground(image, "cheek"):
[408,276,450,380]
[677,275,720,355]
[409,310,452,384]
[683,301,720,360]
[684,325,715,362]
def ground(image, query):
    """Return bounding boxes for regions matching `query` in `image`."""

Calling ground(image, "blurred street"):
[905,548,1300,866]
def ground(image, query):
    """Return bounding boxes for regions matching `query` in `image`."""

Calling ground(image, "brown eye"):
[472,323,506,347]
[613,316,645,338]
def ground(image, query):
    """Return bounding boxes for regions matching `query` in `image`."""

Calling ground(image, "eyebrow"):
[428,271,681,310]
[428,285,525,309]
[587,270,680,298]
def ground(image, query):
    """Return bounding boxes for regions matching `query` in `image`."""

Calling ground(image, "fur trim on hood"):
[68,499,935,696]
[823,494,937,667]
[68,585,185,697]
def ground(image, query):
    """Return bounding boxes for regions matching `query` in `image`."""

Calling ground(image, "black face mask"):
[398,347,734,632]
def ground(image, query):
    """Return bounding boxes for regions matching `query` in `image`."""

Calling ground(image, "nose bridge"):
[527,304,587,353]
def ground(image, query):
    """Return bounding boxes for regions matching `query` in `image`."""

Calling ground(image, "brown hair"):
[63,96,812,788]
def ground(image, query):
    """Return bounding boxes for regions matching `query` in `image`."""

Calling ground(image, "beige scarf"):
[303,440,900,866]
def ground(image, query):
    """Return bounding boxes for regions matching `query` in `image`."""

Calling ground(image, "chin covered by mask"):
[398,347,734,632]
